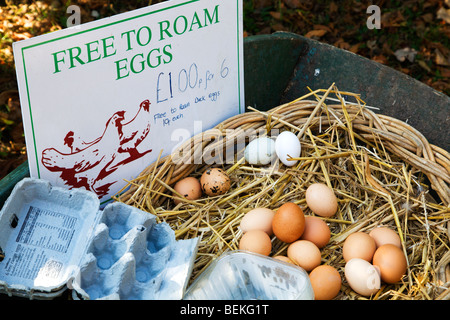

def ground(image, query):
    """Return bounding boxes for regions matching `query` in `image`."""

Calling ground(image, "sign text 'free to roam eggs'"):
[13,0,244,204]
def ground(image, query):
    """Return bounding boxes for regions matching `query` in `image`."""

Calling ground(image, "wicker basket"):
[115,88,450,300]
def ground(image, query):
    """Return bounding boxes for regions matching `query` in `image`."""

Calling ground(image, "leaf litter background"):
[0,0,449,180]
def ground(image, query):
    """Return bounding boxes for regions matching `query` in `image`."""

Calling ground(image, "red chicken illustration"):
[117,99,152,160]
[41,99,153,197]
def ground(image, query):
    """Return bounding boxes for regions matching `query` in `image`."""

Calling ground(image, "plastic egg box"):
[0,178,199,300]
[183,250,314,300]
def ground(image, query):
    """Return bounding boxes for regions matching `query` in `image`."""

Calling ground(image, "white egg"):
[275,131,301,166]
[344,258,381,297]
[244,137,276,165]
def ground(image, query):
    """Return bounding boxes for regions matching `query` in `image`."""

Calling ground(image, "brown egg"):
[342,232,377,262]
[369,227,402,249]
[287,240,321,271]
[300,216,331,248]
[372,244,407,284]
[309,265,342,300]
[272,202,305,243]
[200,168,231,196]
[273,255,294,264]
[239,230,272,256]
[305,183,338,217]
[240,207,275,235]
[173,177,202,204]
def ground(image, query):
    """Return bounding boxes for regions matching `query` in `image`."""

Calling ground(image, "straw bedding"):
[114,84,450,300]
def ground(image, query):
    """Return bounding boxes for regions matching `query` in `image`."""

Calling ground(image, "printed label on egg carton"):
[0,178,199,300]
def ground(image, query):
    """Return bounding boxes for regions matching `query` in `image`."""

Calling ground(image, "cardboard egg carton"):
[0,178,199,300]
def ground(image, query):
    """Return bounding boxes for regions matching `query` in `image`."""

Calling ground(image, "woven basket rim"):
[130,99,449,206]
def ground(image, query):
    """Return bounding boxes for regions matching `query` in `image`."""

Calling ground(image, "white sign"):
[13,0,244,205]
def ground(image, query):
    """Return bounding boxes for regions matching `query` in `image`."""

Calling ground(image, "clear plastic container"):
[184,250,314,300]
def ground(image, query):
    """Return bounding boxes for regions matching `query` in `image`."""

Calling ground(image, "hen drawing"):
[41,99,153,197]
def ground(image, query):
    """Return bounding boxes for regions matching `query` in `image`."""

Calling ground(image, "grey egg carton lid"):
[0,178,199,300]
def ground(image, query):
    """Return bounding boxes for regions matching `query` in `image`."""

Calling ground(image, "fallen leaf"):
[0,110,14,125]
[373,55,388,65]
[313,24,333,32]
[305,29,328,38]
[349,43,360,54]
[400,68,410,75]
[256,26,272,35]
[382,42,394,56]
[269,11,282,20]
[438,67,450,77]
[283,0,301,9]
[272,23,287,32]
[382,11,406,27]
[253,0,275,9]
[431,80,450,93]
[437,7,450,24]
[421,13,434,23]
[418,60,432,73]
[329,1,338,14]
[394,47,418,63]
[334,39,350,50]
[350,2,366,13]
[435,49,450,66]
[11,31,32,41]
